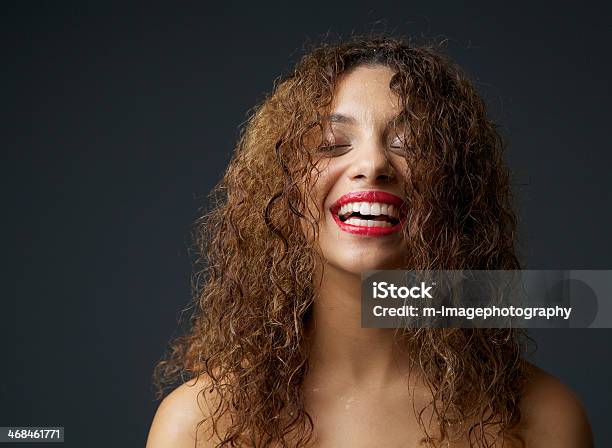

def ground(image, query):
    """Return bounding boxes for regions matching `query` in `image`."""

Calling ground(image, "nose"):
[347,142,396,184]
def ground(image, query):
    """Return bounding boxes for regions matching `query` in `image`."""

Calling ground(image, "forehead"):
[328,64,401,123]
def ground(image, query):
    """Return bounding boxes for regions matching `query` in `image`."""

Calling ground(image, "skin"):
[146,65,594,448]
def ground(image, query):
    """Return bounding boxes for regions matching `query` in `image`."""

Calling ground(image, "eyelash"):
[318,142,407,155]
[318,144,352,153]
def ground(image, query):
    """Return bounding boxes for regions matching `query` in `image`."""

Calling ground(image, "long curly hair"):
[154,34,529,447]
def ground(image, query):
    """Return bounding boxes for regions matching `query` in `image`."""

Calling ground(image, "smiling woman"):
[146,36,593,447]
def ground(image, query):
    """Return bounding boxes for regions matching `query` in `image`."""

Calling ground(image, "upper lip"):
[329,190,406,215]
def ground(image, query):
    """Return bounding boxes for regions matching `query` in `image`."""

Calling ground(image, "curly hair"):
[153,34,529,447]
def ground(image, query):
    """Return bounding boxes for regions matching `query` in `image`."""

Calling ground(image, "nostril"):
[377,172,395,182]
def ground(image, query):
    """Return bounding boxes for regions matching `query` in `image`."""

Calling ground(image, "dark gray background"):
[1,2,610,447]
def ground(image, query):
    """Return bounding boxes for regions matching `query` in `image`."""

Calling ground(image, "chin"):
[327,254,406,275]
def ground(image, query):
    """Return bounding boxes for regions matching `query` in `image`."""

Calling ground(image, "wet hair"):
[154,34,528,447]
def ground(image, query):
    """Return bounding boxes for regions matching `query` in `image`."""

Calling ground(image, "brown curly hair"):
[154,34,529,447]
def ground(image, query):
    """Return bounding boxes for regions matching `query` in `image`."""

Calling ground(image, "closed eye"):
[389,139,410,155]
[318,144,352,156]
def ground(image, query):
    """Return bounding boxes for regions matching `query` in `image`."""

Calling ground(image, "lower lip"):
[332,212,404,236]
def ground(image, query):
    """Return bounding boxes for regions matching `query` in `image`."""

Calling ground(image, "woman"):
[146,36,593,447]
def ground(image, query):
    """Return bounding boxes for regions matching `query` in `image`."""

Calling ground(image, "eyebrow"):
[326,112,408,135]
[328,113,358,125]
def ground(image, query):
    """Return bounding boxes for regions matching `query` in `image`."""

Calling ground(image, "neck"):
[305,263,414,389]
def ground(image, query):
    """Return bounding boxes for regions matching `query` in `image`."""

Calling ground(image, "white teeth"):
[337,200,402,221]
[345,217,392,228]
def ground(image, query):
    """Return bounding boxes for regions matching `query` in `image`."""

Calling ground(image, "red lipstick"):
[330,190,406,237]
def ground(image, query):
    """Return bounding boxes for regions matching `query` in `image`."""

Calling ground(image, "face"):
[306,64,411,275]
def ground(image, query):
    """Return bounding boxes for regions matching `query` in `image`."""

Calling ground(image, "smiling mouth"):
[330,191,406,236]
[337,201,400,227]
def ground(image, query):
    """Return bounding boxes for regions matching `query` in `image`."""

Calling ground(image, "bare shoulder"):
[146,376,221,448]
[517,362,594,448]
